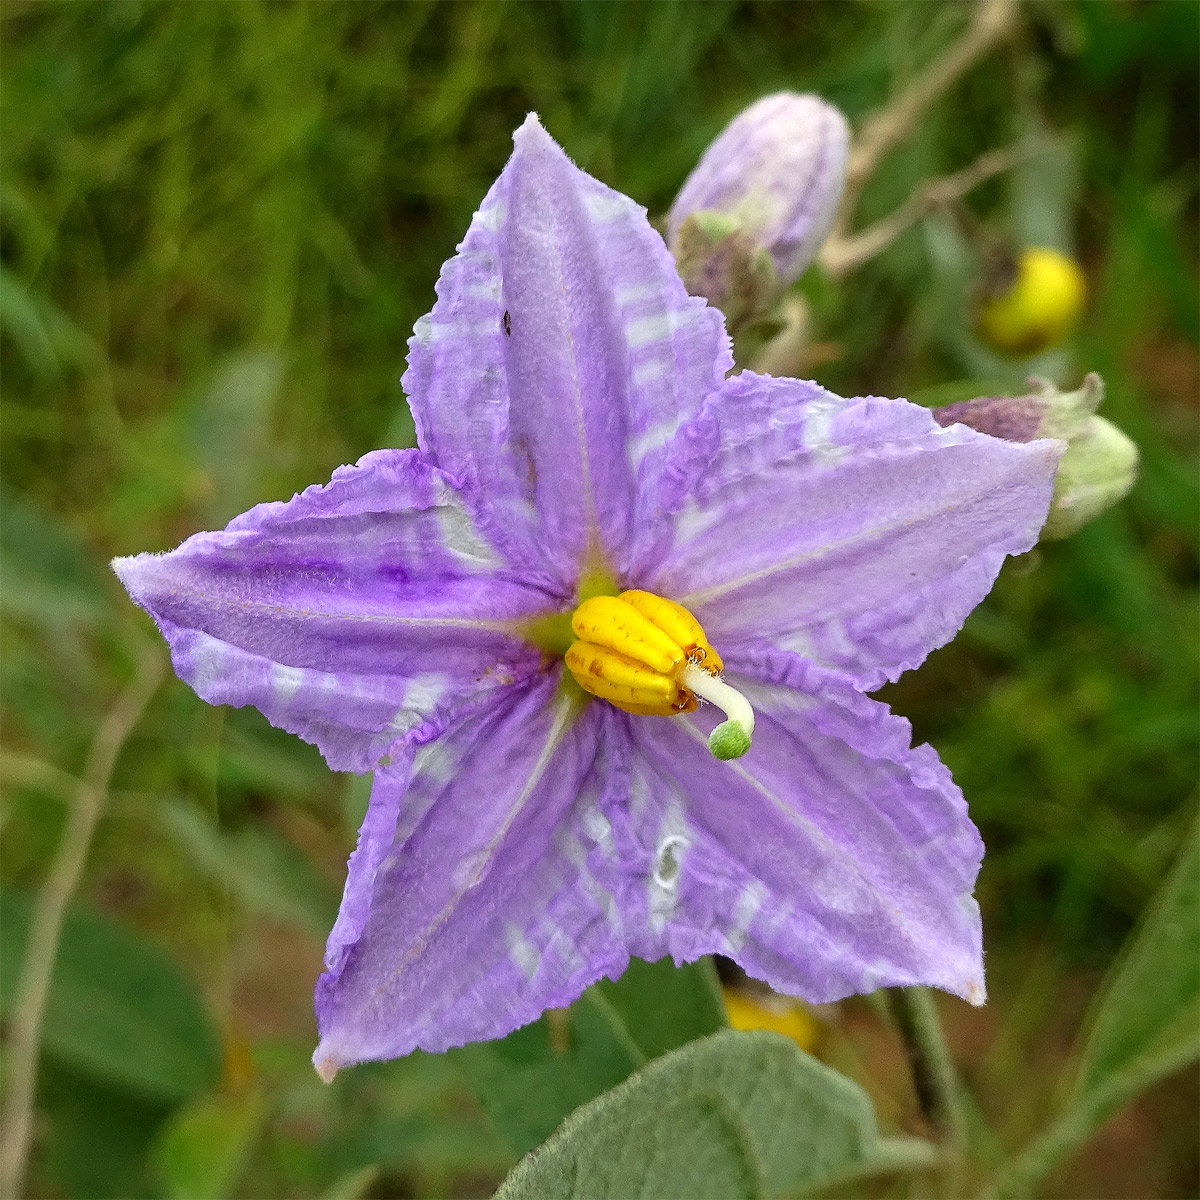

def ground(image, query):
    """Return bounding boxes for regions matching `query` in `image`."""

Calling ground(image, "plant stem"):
[980,1036,1200,1200]
[820,142,1035,278]
[840,0,1020,214]
[0,647,163,1200]
[888,987,968,1193]
[822,0,1021,269]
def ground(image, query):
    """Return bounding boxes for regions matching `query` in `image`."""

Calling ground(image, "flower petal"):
[644,372,1063,689]
[113,449,553,772]
[403,113,731,587]
[612,649,985,1004]
[313,677,631,1074]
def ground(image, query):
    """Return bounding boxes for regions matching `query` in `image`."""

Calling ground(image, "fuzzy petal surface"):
[642,372,1063,689]
[404,114,731,589]
[113,449,552,772]
[610,648,985,1004]
[314,677,632,1074]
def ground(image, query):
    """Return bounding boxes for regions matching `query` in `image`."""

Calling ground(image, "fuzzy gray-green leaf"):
[495,1029,936,1200]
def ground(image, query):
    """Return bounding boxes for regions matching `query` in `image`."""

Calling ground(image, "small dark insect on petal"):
[502,309,512,336]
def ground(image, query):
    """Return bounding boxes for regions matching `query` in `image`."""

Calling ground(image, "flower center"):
[564,590,755,760]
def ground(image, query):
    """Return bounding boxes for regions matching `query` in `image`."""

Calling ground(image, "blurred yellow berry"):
[976,246,1087,357]
[722,986,821,1053]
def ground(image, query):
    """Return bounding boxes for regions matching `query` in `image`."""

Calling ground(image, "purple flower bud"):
[933,393,1047,444]
[668,92,850,289]
[933,373,1138,539]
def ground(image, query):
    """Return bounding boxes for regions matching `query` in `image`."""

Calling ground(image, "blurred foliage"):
[451,957,725,1155]
[1,1,1196,1197]
[0,891,222,1102]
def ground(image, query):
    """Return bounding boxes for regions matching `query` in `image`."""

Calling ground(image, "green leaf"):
[0,263,95,382]
[453,958,725,1155]
[154,1091,267,1200]
[34,1061,170,1199]
[451,988,643,1157]
[0,892,222,1103]
[316,1053,516,1192]
[500,1084,764,1200]
[181,350,286,525]
[907,379,1023,412]
[495,1030,937,1200]
[1008,127,1081,254]
[0,488,111,628]
[594,955,726,1061]
[1076,816,1200,1097]
[985,823,1200,1199]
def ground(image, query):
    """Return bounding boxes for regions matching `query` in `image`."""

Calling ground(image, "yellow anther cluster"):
[564,590,723,716]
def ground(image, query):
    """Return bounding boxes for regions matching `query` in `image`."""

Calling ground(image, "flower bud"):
[670,210,777,330]
[668,92,850,304]
[933,373,1138,539]
[975,246,1087,357]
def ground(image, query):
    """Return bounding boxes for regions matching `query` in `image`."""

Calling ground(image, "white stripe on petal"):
[270,661,306,705]
[726,879,767,952]
[475,200,506,231]
[648,799,691,935]
[188,633,228,692]
[631,358,672,387]
[583,190,630,223]
[505,922,541,981]
[629,412,686,464]
[627,312,680,349]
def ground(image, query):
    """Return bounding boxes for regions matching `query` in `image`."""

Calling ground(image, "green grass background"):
[2,2,1196,1197]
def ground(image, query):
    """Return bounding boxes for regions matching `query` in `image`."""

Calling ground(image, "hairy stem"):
[888,987,968,1194]
[980,1037,1200,1200]
[0,647,163,1199]
[833,0,1020,236]
[821,142,1033,278]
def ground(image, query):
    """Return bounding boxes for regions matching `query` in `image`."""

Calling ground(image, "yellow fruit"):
[976,246,1087,357]
[722,986,821,1053]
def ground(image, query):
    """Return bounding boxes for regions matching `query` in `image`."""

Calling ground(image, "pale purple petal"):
[404,114,731,589]
[640,372,1063,690]
[314,676,631,1075]
[113,449,554,772]
[608,649,985,1004]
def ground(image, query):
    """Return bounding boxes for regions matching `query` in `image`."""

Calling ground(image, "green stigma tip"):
[708,720,751,761]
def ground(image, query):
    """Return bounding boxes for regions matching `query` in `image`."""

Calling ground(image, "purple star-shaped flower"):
[114,115,1062,1079]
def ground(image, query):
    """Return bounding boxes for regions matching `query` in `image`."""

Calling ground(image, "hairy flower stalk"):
[114,115,1064,1078]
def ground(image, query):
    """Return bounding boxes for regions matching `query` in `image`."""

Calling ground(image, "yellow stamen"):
[619,590,724,676]
[564,590,753,759]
